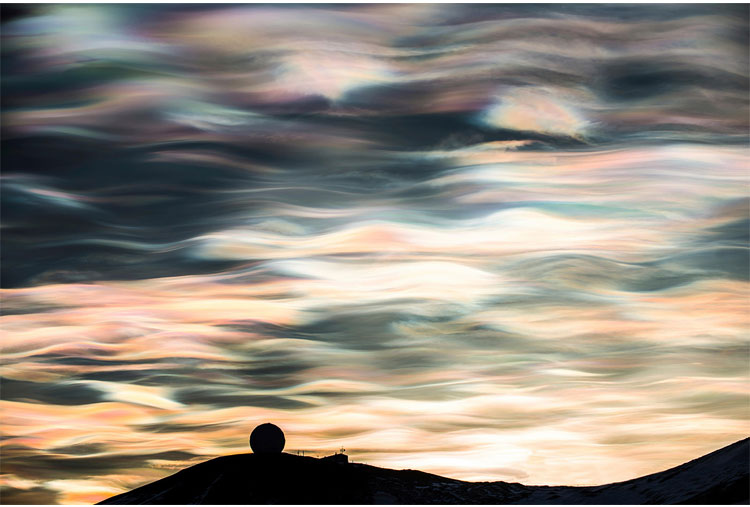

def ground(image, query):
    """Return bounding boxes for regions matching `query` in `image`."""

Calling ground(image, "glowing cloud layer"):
[1,4,748,505]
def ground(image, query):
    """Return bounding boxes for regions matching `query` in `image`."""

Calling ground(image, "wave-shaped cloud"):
[1,4,748,505]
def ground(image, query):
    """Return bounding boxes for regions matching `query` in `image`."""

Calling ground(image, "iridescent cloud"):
[1,3,748,505]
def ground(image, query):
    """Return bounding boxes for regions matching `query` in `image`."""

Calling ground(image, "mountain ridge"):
[99,438,749,504]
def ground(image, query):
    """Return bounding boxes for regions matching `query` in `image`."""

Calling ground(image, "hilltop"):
[99,438,749,504]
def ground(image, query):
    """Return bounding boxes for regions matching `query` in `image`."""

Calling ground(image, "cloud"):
[481,88,591,139]
[275,51,395,102]
[174,387,314,409]
[0,445,196,480]
[1,377,105,406]
[136,422,234,434]
[0,485,60,504]
[1,3,748,499]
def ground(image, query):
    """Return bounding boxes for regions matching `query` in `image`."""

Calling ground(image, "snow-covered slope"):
[521,438,749,504]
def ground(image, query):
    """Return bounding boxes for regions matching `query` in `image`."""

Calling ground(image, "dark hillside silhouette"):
[99,438,749,504]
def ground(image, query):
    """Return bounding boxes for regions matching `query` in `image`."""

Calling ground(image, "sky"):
[1,3,749,504]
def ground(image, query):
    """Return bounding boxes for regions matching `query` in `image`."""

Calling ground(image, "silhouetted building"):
[322,453,348,464]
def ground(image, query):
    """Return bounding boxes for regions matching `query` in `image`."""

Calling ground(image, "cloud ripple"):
[1,4,748,504]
